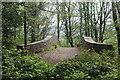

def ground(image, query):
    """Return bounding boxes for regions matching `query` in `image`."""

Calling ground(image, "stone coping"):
[83,36,112,46]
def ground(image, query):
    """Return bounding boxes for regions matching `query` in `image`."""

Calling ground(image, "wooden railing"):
[17,36,59,53]
[82,37,114,53]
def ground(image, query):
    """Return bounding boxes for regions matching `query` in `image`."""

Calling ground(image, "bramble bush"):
[2,48,119,79]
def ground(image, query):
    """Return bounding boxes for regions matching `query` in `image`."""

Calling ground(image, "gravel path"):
[37,47,80,64]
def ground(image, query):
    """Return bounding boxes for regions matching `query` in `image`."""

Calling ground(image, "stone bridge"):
[17,36,59,53]
[17,36,114,54]
[82,37,114,53]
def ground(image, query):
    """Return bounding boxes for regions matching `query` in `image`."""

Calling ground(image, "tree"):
[2,2,116,49]
[112,2,120,55]
[2,2,23,49]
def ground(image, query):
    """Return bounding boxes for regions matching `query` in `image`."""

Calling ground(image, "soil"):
[37,47,80,64]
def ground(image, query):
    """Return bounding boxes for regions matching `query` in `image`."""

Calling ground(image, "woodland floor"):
[37,47,80,64]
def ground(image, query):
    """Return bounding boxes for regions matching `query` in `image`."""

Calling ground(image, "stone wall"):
[17,36,59,53]
[82,37,114,53]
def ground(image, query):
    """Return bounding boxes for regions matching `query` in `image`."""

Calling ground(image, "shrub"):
[2,48,119,79]
[2,49,53,79]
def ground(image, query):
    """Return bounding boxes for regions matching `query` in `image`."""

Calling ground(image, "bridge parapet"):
[17,36,59,53]
[82,37,114,53]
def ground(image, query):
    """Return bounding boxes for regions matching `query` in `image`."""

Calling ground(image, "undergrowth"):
[2,48,120,80]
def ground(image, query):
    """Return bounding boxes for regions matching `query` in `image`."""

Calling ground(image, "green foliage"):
[44,46,55,51]
[47,50,118,79]
[61,44,71,47]
[2,2,48,49]
[2,49,53,79]
[55,45,60,48]
[43,45,60,52]
[2,48,119,79]
[2,2,24,49]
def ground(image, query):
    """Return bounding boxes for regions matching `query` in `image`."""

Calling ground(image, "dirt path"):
[37,47,80,64]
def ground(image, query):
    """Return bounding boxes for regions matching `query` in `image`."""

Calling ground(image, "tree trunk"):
[93,5,98,41]
[112,2,120,55]
[24,10,27,49]
[90,3,93,38]
[57,2,60,41]
[87,2,90,36]
[68,2,74,47]
[99,2,104,42]
[101,9,106,43]
[65,20,69,45]
[31,27,35,42]
[79,2,83,42]
[83,3,88,36]
[57,13,60,40]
